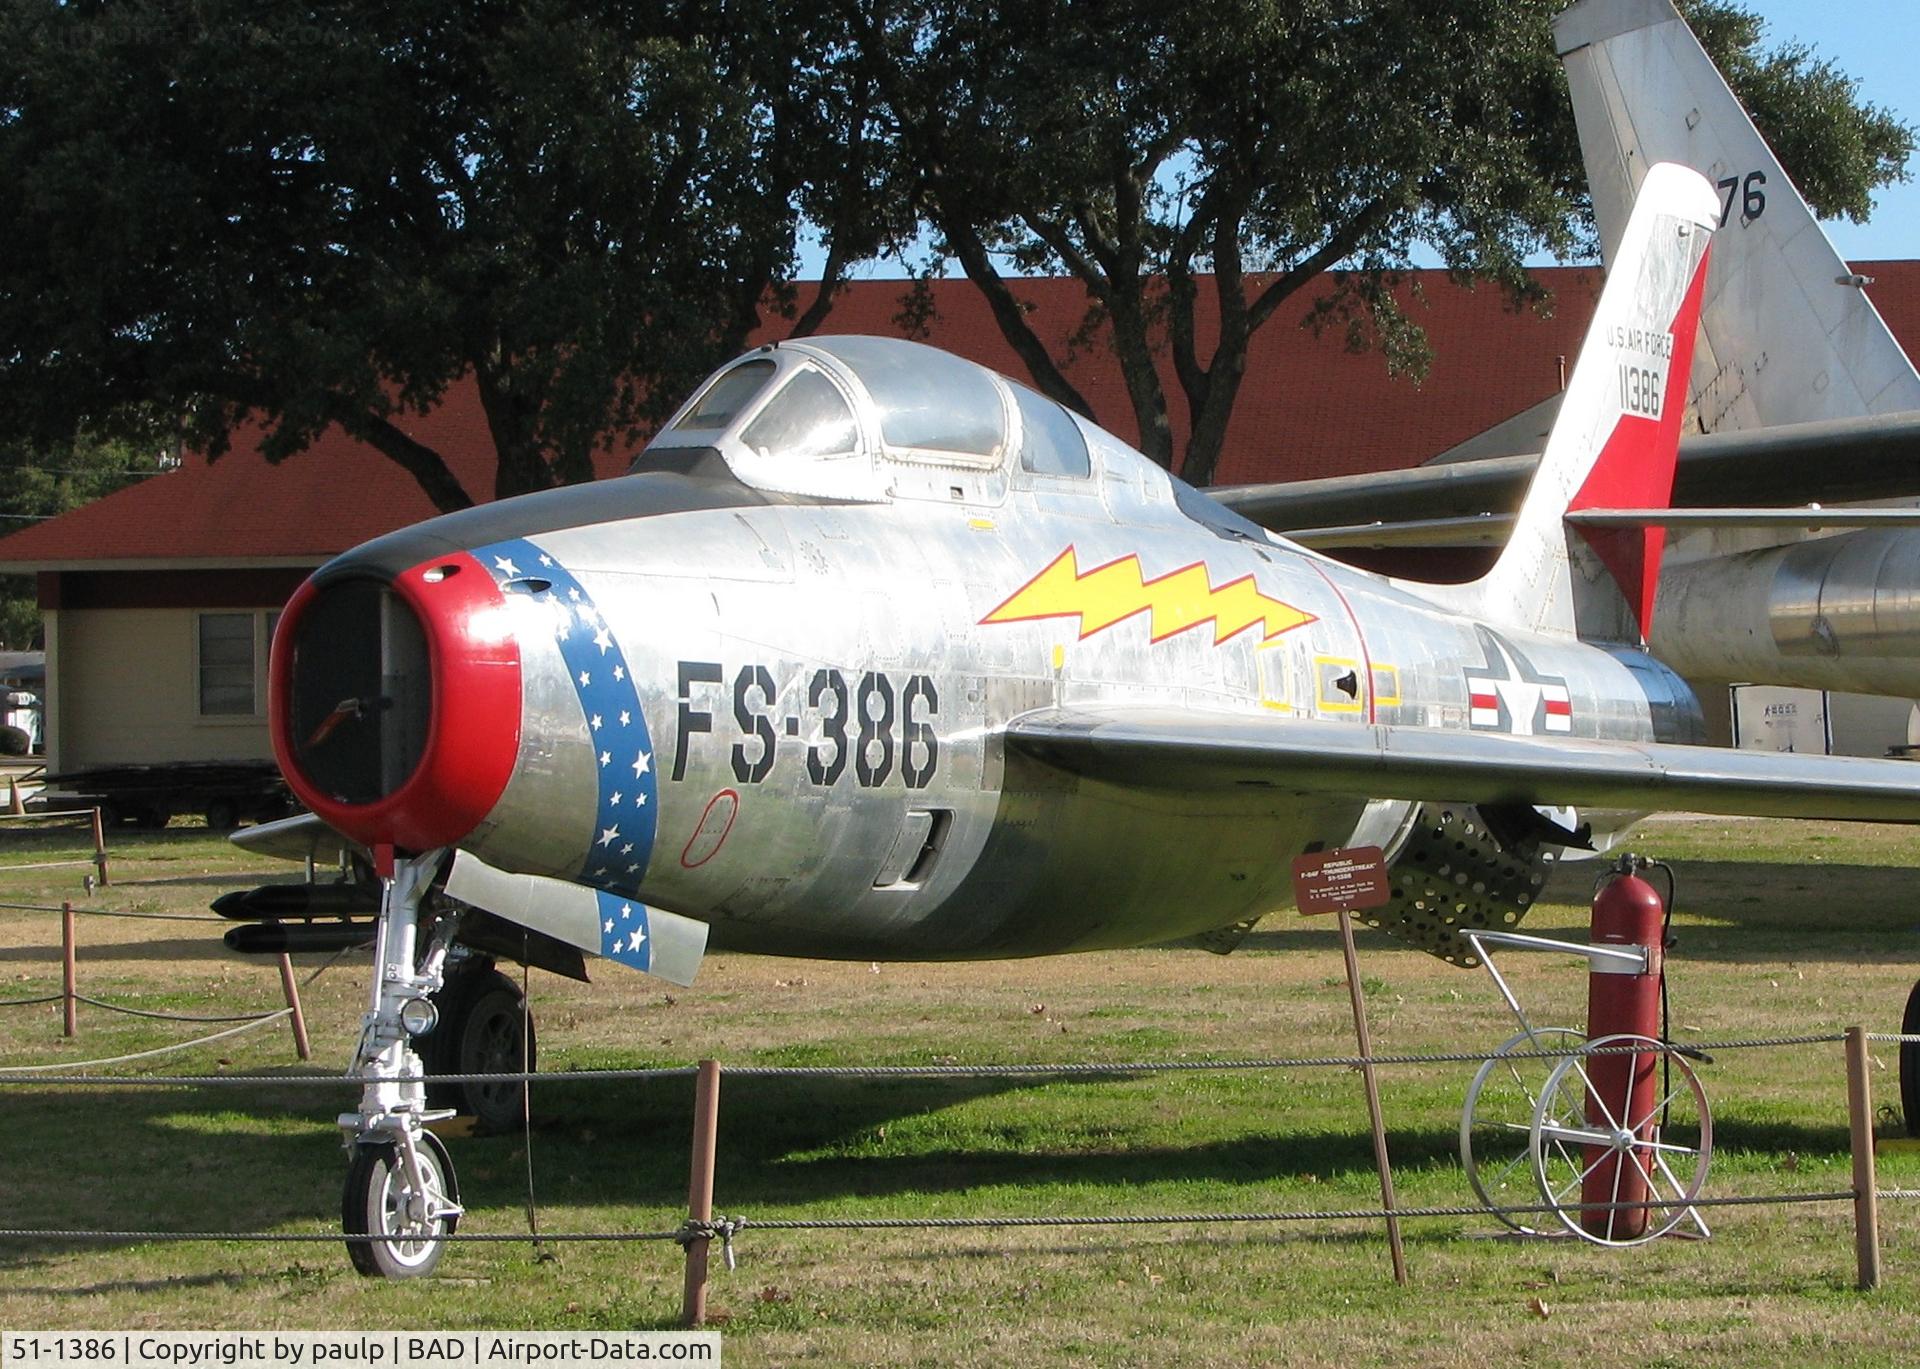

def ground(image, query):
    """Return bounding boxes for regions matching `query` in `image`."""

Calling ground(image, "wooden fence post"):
[90,807,109,887]
[277,952,312,1061]
[61,900,76,1038]
[682,1059,723,1328]
[1846,1025,1882,1290]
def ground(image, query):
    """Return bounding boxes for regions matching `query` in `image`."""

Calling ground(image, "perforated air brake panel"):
[1360,803,1553,966]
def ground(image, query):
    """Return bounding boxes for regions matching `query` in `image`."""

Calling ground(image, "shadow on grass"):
[0,935,236,964]
[1235,857,1920,966]
[0,1071,1866,1275]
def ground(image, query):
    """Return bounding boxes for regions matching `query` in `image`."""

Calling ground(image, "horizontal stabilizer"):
[1006,707,1920,825]
[1565,508,1920,530]
[1215,410,1920,541]
[445,851,707,986]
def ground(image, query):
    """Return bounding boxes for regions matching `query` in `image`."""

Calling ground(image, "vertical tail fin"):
[1557,0,1920,429]
[1426,163,1718,641]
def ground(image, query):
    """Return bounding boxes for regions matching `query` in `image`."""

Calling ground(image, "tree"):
[859,0,1913,486]
[0,0,891,513]
[0,426,174,649]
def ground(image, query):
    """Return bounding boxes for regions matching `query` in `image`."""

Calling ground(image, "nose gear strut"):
[340,847,466,1277]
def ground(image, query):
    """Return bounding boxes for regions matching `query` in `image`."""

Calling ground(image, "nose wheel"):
[343,1129,462,1278]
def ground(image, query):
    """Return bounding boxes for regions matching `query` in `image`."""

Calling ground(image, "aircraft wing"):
[1003,707,1920,823]
[230,810,365,865]
[1214,411,1920,546]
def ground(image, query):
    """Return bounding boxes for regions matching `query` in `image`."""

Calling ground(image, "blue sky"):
[1753,1,1918,260]
[799,1,1919,277]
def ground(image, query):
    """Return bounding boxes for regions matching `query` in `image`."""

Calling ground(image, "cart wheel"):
[204,798,239,831]
[1530,1033,1712,1246]
[342,1130,460,1278]
[1461,1026,1585,1232]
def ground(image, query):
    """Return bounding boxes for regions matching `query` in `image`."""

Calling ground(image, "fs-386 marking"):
[672,661,939,789]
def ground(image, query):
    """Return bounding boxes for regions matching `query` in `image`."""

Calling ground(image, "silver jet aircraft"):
[255,167,1920,1276]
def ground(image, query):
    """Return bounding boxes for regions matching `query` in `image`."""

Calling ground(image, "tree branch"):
[325,400,475,513]
[938,211,1097,419]
[1245,195,1400,334]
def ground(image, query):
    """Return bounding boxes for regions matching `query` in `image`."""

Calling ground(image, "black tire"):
[204,798,239,831]
[1901,980,1920,1138]
[425,967,535,1132]
[342,1131,459,1278]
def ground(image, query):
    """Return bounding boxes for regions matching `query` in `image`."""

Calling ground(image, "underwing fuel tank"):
[1654,528,1920,695]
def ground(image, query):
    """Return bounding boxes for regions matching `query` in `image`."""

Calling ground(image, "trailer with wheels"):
[39,760,294,829]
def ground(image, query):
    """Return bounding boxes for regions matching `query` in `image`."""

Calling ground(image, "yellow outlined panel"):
[1370,664,1401,707]
[1314,656,1364,714]
[1258,647,1290,711]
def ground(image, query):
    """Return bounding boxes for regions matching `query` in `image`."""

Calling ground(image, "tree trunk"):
[328,406,475,515]
[474,361,560,502]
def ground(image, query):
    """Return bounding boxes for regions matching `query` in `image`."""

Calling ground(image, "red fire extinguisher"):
[1581,862,1667,1239]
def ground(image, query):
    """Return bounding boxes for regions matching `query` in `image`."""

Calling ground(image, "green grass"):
[1,816,1919,1364]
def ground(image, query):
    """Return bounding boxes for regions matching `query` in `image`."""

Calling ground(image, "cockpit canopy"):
[642,335,1092,501]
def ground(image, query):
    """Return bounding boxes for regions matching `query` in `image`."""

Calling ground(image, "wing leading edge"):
[1004,707,1920,824]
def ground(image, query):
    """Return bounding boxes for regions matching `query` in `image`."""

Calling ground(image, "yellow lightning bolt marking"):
[982,547,1317,646]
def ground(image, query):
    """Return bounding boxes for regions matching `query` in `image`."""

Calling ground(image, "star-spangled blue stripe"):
[592,889,658,975]
[477,537,660,970]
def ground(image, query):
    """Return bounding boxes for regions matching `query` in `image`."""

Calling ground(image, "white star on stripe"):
[598,824,620,847]
[613,665,625,682]
[610,791,623,805]
[627,927,645,952]
[590,714,603,730]
[578,670,590,687]
[618,710,631,726]
[593,626,612,654]
[493,555,520,577]
[538,554,553,567]
[603,919,614,934]
[632,750,651,777]
[620,903,633,919]
[598,750,610,767]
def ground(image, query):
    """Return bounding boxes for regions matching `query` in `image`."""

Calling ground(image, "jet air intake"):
[271,552,522,853]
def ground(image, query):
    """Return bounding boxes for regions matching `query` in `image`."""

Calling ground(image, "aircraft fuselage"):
[280,428,1699,962]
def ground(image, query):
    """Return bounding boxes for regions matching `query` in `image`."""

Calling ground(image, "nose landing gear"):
[340,849,465,1278]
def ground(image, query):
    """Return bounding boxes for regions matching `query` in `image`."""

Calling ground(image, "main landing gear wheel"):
[343,1130,460,1278]
[1461,1027,1585,1234]
[1900,980,1920,1138]
[1529,1033,1712,1246]
[426,966,536,1133]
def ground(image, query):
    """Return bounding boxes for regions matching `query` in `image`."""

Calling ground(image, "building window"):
[198,612,256,716]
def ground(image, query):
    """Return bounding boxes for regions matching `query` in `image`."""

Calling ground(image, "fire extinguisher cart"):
[1460,855,1713,1245]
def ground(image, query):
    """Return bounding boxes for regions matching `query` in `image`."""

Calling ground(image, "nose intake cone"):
[271,552,522,852]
